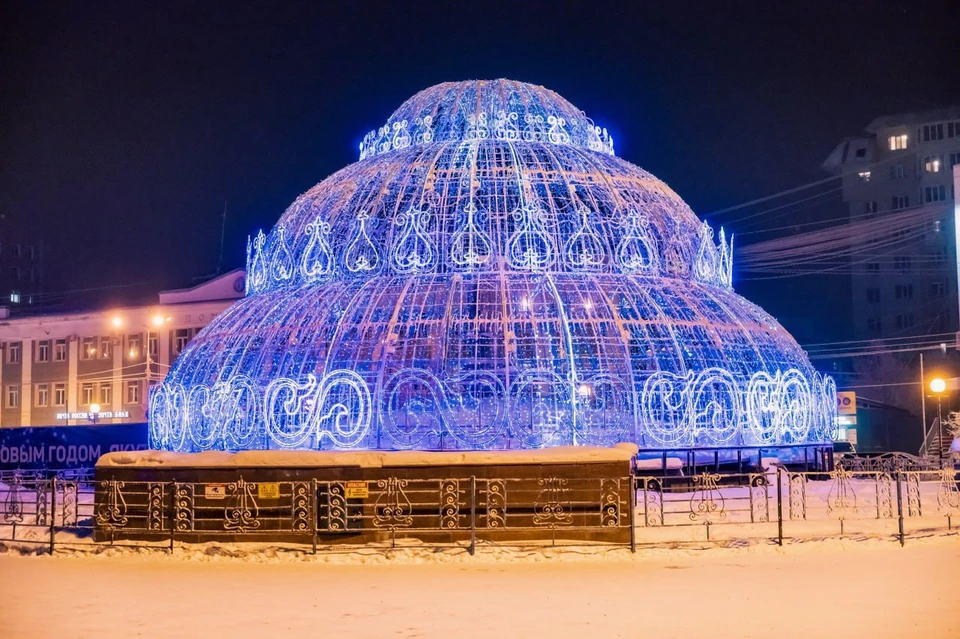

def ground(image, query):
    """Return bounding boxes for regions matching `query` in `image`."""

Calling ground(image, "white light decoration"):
[152,79,837,453]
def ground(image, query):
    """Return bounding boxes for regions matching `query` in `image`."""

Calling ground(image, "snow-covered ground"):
[1,534,958,638]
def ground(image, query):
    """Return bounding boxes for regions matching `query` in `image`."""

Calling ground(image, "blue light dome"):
[150,79,836,453]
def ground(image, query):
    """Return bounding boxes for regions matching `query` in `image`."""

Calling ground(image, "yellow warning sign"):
[257,482,280,499]
[345,481,369,499]
[837,392,856,415]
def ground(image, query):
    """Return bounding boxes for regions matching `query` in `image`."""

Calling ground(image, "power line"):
[703,152,903,221]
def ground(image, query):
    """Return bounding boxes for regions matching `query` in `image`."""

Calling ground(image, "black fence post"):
[311,478,318,555]
[896,472,905,546]
[776,467,783,546]
[469,475,476,556]
[629,476,637,554]
[49,477,57,555]
[169,480,176,553]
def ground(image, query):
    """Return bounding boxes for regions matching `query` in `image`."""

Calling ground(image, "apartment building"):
[0,214,44,309]
[0,269,245,427]
[823,106,960,341]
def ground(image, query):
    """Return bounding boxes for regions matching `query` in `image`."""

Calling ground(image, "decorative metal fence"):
[1,473,631,553]
[636,467,960,544]
[832,452,944,473]
[2,468,957,554]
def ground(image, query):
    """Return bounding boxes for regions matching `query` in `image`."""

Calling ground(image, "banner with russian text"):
[0,423,149,471]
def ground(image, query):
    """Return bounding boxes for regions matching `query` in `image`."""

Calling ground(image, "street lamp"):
[930,378,947,463]
[145,313,171,415]
[89,403,101,425]
[109,312,171,421]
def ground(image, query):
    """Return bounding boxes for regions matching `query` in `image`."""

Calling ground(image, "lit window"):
[858,171,871,181]
[9,290,20,304]
[888,134,908,150]
[148,332,159,358]
[924,156,942,173]
[82,383,96,405]
[127,334,141,358]
[99,336,112,359]
[81,337,96,360]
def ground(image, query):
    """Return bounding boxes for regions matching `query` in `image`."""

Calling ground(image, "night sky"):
[2,1,959,333]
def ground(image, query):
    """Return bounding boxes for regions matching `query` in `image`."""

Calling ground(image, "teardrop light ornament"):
[616,211,657,273]
[564,205,606,270]
[450,199,494,270]
[344,211,380,273]
[300,219,335,281]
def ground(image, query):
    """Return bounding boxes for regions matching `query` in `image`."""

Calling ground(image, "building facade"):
[823,107,960,341]
[0,214,44,309]
[0,270,245,428]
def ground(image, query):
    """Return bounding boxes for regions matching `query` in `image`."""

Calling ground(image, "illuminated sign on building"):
[57,411,130,420]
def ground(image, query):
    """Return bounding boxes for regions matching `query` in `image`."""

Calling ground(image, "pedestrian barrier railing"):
[636,467,959,544]
[0,473,632,554]
[1,467,957,554]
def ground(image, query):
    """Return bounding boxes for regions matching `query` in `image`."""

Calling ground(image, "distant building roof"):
[865,106,960,133]
[158,269,246,305]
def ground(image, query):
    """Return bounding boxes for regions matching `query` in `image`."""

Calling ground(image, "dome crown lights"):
[359,79,616,160]
[150,80,837,454]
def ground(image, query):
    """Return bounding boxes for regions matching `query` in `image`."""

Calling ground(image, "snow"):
[635,456,683,470]
[0,535,957,638]
[96,443,640,468]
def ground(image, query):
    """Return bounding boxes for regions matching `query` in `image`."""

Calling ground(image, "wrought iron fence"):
[635,467,960,545]
[2,468,957,554]
[1,473,632,553]
[833,452,946,473]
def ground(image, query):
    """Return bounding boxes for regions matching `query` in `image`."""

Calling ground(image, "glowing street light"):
[930,378,946,394]
[111,316,124,329]
[89,403,101,425]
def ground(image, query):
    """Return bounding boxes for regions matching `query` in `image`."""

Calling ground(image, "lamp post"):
[110,312,171,422]
[930,377,947,463]
[89,402,101,425]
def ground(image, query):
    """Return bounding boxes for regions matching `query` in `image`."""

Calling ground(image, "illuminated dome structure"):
[149,79,837,453]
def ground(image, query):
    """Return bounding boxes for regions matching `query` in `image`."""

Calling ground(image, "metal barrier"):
[833,452,945,473]
[2,467,957,554]
[1,473,632,553]
[635,466,960,545]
